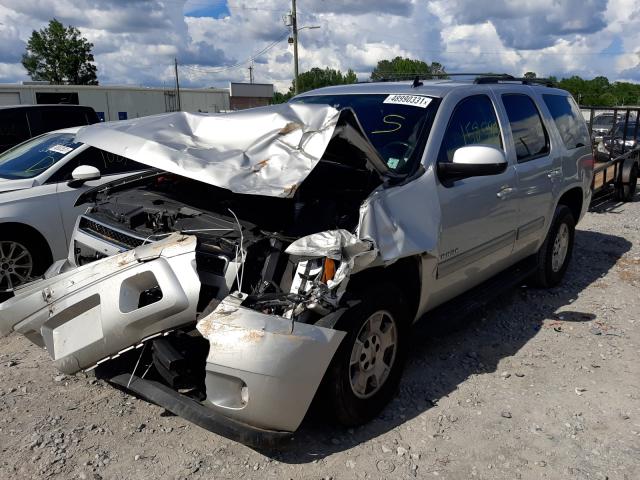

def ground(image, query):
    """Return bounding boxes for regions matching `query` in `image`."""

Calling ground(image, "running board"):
[420,257,538,330]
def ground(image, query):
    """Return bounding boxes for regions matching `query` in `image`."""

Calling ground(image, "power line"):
[179,31,290,74]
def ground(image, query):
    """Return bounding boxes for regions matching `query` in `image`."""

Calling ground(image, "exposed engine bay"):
[77,135,383,323]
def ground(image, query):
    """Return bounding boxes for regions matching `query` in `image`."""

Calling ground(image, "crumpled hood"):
[76,103,351,198]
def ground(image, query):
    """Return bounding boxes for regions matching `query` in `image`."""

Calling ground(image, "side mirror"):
[68,165,101,187]
[438,145,507,181]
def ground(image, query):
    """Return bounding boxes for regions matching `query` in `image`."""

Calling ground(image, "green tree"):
[22,19,98,85]
[523,71,537,79]
[288,67,357,95]
[272,91,292,104]
[370,57,446,81]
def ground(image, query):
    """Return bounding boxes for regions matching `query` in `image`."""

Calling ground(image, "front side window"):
[0,132,82,179]
[438,95,503,163]
[47,147,147,183]
[542,94,589,150]
[502,94,549,162]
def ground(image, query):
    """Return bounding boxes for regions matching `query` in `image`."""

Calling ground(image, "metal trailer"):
[584,105,640,202]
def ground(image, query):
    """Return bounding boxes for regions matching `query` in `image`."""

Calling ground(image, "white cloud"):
[0,0,637,89]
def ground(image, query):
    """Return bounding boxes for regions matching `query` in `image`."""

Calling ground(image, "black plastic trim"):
[108,373,291,448]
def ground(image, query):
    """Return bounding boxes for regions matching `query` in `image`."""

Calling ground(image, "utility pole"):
[248,63,254,84]
[174,57,182,111]
[292,0,299,95]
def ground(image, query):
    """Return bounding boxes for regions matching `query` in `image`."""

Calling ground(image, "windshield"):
[291,93,438,173]
[0,132,82,180]
[613,123,639,139]
[593,115,615,127]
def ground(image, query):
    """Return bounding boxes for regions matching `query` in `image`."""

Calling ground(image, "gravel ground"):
[1,192,639,480]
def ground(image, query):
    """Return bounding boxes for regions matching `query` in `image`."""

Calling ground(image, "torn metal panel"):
[358,167,442,262]
[75,104,343,198]
[196,296,346,432]
[0,234,200,374]
[285,229,377,289]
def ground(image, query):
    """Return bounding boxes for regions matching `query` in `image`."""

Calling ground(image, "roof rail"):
[371,72,511,81]
[474,75,555,87]
[369,72,552,83]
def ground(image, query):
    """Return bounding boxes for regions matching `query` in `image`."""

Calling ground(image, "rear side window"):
[502,94,549,162]
[542,94,589,150]
[29,108,91,136]
[0,110,31,151]
[438,95,502,163]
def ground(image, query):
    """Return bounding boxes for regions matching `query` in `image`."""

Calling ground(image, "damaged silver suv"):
[0,77,593,445]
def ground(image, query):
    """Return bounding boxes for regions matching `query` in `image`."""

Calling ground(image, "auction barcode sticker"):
[383,94,432,108]
[48,145,74,155]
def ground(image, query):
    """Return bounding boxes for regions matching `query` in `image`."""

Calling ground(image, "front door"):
[434,94,519,301]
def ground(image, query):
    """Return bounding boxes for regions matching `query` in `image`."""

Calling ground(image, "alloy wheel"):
[0,241,33,291]
[349,310,398,399]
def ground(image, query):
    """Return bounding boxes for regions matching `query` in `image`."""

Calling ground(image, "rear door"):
[434,93,518,296]
[496,90,554,253]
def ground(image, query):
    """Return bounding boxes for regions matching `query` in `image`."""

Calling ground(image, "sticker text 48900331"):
[383,94,432,109]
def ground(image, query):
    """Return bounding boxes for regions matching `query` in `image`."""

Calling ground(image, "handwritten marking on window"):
[371,115,405,134]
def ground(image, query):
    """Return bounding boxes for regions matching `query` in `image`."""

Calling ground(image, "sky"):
[0,0,638,92]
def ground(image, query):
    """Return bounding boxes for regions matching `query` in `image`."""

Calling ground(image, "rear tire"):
[321,283,410,426]
[530,205,575,288]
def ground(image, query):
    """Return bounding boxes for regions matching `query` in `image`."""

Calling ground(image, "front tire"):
[531,205,575,288]
[321,283,410,426]
[0,233,49,291]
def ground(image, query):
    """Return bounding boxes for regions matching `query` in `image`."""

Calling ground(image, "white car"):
[0,128,146,292]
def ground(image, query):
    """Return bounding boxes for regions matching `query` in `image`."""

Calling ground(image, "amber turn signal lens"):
[321,258,336,283]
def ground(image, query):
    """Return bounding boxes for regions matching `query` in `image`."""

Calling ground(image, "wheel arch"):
[0,222,53,266]
[556,186,583,223]
[345,255,422,322]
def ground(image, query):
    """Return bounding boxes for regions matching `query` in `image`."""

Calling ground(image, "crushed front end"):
[0,104,390,445]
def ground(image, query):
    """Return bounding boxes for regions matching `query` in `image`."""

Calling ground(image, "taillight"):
[581,154,595,169]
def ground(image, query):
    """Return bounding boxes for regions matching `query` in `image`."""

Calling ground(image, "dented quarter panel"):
[196,297,346,432]
[0,234,200,374]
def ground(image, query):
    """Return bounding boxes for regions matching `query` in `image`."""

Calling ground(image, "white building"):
[0,83,231,121]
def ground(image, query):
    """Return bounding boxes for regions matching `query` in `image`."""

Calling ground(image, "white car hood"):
[75,103,344,198]
[0,177,36,193]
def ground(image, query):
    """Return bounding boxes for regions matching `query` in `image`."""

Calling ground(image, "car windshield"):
[613,123,639,138]
[0,132,82,180]
[593,115,616,127]
[291,93,438,173]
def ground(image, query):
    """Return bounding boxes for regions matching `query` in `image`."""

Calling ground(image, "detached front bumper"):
[0,234,200,374]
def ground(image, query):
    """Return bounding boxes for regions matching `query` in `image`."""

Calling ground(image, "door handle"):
[496,187,515,199]
[547,168,562,179]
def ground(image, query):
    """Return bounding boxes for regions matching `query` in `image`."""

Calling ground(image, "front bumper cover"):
[196,295,346,432]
